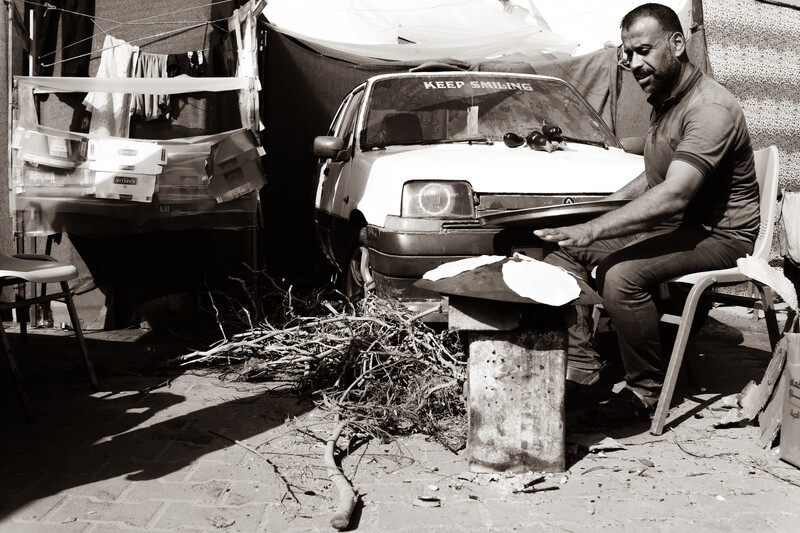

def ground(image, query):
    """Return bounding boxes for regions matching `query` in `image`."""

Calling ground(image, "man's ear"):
[670,31,686,58]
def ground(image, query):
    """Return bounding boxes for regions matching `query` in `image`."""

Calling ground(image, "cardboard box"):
[93,171,157,203]
[15,164,93,198]
[87,138,167,175]
[780,337,800,468]
[17,130,82,170]
[205,129,267,203]
[156,185,212,204]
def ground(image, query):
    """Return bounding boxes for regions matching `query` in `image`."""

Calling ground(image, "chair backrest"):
[752,145,780,260]
[381,113,422,143]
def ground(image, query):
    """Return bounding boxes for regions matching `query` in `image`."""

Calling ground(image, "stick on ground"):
[326,420,359,530]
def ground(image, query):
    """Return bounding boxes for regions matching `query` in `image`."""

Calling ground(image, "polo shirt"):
[644,63,760,243]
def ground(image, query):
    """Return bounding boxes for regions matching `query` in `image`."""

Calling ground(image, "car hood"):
[352,142,644,223]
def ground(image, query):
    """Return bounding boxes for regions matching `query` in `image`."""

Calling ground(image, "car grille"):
[476,194,608,214]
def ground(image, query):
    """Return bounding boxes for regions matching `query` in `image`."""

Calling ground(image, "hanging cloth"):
[83,35,139,137]
[28,0,96,77]
[133,52,170,121]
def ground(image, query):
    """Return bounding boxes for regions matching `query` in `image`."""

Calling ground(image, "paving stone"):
[764,512,800,531]
[119,479,230,504]
[220,480,288,505]
[0,520,90,532]
[258,503,336,532]
[92,456,196,484]
[153,501,267,531]
[45,497,163,529]
[4,494,70,522]
[375,500,486,531]
[186,459,284,484]
[156,438,250,464]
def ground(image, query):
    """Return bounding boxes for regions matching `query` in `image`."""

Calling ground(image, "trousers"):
[29,0,96,77]
[545,224,753,405]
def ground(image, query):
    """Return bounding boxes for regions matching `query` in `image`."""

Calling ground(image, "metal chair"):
[0,253,98,422]
[651,145,781,435]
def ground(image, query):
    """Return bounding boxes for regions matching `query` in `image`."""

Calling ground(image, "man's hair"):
[621,3,683,35]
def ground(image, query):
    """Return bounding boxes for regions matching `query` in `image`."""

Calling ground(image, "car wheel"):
[343,231,375,301]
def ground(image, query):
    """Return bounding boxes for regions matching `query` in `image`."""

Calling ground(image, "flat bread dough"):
[501,258,580,306]
[423,255,506,281]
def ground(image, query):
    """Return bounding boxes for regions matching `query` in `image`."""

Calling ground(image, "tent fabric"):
[260,0,579,59]
[260,0,690,58]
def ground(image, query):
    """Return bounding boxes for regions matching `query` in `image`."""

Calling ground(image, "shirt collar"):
[647,63,702,112]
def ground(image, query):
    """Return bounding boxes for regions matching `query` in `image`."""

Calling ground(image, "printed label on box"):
[87,138,167,175]
[93,171,156,203]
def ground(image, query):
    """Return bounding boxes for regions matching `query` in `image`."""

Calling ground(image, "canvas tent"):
[256,0,707,276]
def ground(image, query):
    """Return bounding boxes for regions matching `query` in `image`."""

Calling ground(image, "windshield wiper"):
[362,136,494,151]
[562,136,608,150]
[419,136,494,146]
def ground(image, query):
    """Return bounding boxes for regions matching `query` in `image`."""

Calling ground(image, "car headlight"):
[401,181,475,218]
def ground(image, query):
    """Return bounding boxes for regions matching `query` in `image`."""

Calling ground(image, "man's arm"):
[606,171,648,201]
[534,161,705,247]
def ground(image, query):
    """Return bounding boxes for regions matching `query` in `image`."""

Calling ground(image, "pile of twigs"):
[169,274,468,448]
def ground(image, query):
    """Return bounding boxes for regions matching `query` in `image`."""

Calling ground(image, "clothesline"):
[29,0,237,27]
[28,0,239,66]
[39,20,229,69]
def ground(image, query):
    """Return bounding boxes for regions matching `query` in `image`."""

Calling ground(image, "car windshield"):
[360,74,620,151]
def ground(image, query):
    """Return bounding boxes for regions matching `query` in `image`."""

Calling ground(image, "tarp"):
[260,0,691,58]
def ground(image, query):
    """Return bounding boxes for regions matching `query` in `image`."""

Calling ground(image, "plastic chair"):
[651,145,781,435]
[0,253,98,422]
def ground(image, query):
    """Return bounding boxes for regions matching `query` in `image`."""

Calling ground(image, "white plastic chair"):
[0,253,97,422]
[651,145,781,435]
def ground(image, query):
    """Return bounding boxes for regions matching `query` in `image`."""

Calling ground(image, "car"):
[312,69,644,318]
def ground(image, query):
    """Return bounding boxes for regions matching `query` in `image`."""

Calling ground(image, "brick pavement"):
[1,307,799,532]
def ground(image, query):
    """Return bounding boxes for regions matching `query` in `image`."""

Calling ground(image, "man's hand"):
[534,223,596,247]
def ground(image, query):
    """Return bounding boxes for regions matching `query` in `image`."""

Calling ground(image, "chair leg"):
[651,279,712,436]
[785,308,799,334]
[0,320,35,422]
[752,282,780,351]
[62,282,98,389]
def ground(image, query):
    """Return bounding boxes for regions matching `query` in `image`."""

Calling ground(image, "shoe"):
[578,388,654,427]
[565,362,606,407]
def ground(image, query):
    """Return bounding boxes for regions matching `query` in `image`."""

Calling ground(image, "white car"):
[313,70,643,317]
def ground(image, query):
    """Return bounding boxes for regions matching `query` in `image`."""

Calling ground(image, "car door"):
[317,86,365,218]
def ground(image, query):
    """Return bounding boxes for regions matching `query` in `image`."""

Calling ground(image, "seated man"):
[534,3,760,426]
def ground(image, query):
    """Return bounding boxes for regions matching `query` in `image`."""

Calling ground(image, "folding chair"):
[0,253,98,422]
[651,145,781,435]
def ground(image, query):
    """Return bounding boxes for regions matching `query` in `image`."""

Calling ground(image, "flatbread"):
[423,255,506,281]
[501,258,580,306]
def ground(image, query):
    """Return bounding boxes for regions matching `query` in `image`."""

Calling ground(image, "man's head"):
[619,3,687,101]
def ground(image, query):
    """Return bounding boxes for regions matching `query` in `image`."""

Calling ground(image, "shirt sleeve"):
[673,103,736,178]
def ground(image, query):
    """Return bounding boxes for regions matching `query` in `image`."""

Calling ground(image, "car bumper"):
[363,215,554,309]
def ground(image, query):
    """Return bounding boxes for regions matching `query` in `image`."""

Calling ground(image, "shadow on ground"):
[0,327,313,520]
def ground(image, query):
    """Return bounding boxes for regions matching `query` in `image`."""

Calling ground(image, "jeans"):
[545,225,753,405]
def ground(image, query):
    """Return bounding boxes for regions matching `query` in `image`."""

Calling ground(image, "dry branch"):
[326,420,358,530]
[179,278,468,448]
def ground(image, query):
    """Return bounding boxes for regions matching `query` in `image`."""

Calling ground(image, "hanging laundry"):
[211,32,239,77]
[28,0,96,77]
[167,50,207,78]
[83,35,139,138]
[133,52,170,121]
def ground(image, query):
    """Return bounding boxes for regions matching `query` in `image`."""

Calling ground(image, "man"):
[534,3,760,426]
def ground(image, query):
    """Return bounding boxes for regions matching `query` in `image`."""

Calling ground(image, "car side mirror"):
[313,136,349,161]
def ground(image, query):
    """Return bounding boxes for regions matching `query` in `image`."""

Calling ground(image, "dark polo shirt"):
[644,63,760,243]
